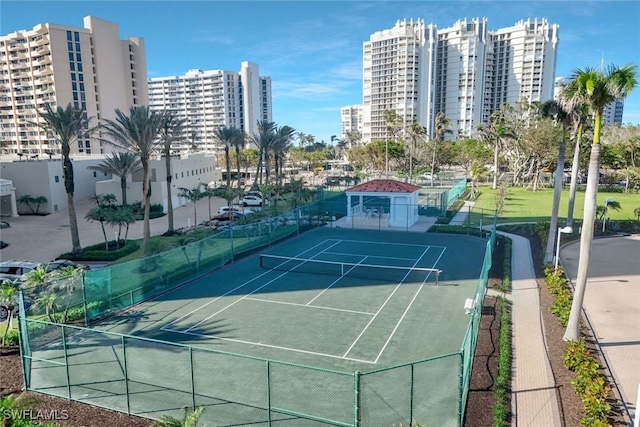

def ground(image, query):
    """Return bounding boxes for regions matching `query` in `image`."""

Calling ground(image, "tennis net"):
[259,254,441,285]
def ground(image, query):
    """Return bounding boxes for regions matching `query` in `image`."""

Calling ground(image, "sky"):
[2,0,639,144]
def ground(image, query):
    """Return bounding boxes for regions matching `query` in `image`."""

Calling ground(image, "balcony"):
[33,45,50,56]
[33,55,52,66]
[38,75,54,85]
[10,52,28,60]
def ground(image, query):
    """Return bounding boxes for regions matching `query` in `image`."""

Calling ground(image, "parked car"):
[422,172,439,180]
[217,206,253,216]
[0,260,41,285]
[242,195,270,207]
[47,259,88,272]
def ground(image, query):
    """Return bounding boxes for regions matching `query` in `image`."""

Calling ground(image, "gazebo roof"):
[347,179,421,194]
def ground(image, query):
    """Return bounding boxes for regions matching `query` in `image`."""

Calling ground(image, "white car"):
[242,195,269,207]
[217,206,253,216]
[422,172,439,180]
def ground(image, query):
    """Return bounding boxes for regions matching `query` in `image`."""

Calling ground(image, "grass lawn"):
[468,186,640,225]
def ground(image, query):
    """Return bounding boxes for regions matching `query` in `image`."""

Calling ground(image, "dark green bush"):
[60,240,139,261]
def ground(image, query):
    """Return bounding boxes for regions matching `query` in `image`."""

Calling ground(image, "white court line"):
[336,238,446,249]
[183,240,344,333]
[305,256,369,306]
[245,297,375,316]
[161,327,376,365]
[342,245,433,358]
[322,251,417,262]
[373,247,447,364]
[161,238,335,330]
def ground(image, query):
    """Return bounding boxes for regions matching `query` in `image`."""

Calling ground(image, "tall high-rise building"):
[148,61,272,154]
[360,18,559,142]
[341,105,363,145]
[0,16,148,155]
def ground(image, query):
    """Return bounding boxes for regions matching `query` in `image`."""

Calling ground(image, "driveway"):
[560,235,640,423]
[0,195,228,264]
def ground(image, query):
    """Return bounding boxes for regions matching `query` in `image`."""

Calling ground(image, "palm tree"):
[213,126,242,188]
[274,125,296,186]
[561,95,590,228]
[158,111,188,234]
[383,110,401,177]
[1,284,19,345]
[151,406,205,427]
[406,121,426,183]
[101,106,163,255]
[178,186,205,227]
[478,108,515,190]
[49,266,83,323]
[634,207,640,221]
[233,131,247,188]
[539,100,571,264]
[86,205,112,249]
[251,120,276,186]
[431,112,452,187]
[17,195,48,214]
[563,63,638,342]
[88,152,142,206]
[38,103,93,255]
[34,291,58,323]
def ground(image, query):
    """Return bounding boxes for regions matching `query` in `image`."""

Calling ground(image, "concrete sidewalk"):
[449,200,474,225]
[500,231,562,427]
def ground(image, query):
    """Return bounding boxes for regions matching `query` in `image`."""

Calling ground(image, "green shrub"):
[493,297,511,426]
[60,240,140,261]
[4,329,19,346]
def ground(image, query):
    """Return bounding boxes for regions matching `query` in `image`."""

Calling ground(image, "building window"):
[93,171,97,178]
[70,62,75,71]
[67,42,73,51]
[76,53,82,62]
[78,74,84,82]
[73,92,78,100]
[66,31,72,41]
[68,52,74,61]
[74,32,80,42]
[77,63,83,72]
[54,175,59,183]
[71,73,76,81]
[75,42,80,51]
[72,82,77,91]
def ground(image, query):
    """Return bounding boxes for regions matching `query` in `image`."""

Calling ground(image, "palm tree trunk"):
[225,145,231,187]
[235,147,242,188]
[543,137,567,263]
[193,202,197,227]
[566,126,583,227]
[121,176,128,206]
[563,143,601,341]
[67,192,82,255]
[409,141,413,184]
[166,151,174,233]
[142,160,151,256]
[492,140,499,190]
[430,140,437,188]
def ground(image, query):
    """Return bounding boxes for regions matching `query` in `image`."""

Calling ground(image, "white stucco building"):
[0,16,148,156]
[360,17,559,142]
[148,62,272,154]
[340,105,363,147]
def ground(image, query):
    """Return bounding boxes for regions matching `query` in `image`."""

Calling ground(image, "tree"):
[383,110,401,177]
[406,121,427,182]
[251,120,277,186]
[213,126,243,188]
[17,195,48,214]
[38,103,93,255]
[87,151,142,206]
[0,284,18,345]
[451,138,492,175]
[563,63,638,342]
[233,131,247,189]
[49,266,83,323]
[101,106,163,256]
[158,111,188,234]
[86,206,113,250]
[151,406,205,427]
[273,125,296,186]
[478,107,516,190]
[634,207,640,221]
[178,186,205,227]
[539,100,572,264]
[430,112,452,187]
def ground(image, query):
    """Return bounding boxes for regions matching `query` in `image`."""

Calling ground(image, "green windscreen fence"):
[81,195,345,321]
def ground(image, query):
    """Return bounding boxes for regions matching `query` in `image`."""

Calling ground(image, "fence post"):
[458,352,464,427]
[17,291,30,390]
[189,347,196,410]
[409,364,414,426]
[81,273,88,327]
[634,383,639,427]
[266,360,272,425]
[122,336,131,415]
[61,325,71,399]
[354,371,361,427]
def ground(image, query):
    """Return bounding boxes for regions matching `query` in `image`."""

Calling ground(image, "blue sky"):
[2,1,639,144]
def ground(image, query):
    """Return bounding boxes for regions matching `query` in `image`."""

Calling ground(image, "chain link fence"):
[17,195,496,427]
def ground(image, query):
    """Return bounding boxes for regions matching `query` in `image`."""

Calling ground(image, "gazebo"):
[345,179,421,228]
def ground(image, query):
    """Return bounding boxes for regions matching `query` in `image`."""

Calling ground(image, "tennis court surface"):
[22,227,493,426]
[95,227,485,370]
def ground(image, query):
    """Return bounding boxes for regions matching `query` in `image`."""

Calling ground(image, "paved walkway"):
[501,231,562,427]
[449,200,475,225]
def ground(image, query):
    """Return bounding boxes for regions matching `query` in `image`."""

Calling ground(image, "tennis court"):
[22,226,492,426]
[94,228,484,369]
